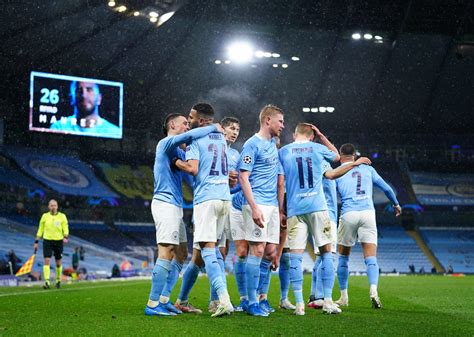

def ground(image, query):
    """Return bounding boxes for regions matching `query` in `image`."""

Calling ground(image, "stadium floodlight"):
[227,41,253,64]
[327,107,335,112]
[263,52,272,58]
[117,5,127,12]
[352,33,361,40]
[149,11,159,17]
[311,108,318,112]
[214,60,222,64]
[282,64,288,68]
[319,107,327,112]
[374,35,382,40]
[272,64,278,68]
[224,60,231,64]
[133,11,140,16]
[291,56,300,61]
[375,40,383,44]
[302,107,310,112]
[158,11,175,26]
[255,50,265,58]
[272,53,280,58]
[150,17,158,22]
[364,33,373,40]
[108,1,116,7]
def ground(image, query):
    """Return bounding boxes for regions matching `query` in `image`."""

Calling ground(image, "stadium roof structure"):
[0,0,473,147]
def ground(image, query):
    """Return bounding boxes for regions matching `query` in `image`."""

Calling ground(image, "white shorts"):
[283,230,290,249]
[151,199,187,245]
[315,221,337,255]
[337,210,377,247]
[229,206,245,241]
[243,204,280,244]
[287,210,333,250]
[218,212,231,248]
[193,200,230,244]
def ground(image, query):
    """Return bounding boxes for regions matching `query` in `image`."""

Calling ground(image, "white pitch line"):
[0,281,145,297]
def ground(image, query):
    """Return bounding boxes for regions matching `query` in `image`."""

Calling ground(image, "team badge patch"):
[172,231,179,241]
[252,228,262,238]
[243,155,252,164]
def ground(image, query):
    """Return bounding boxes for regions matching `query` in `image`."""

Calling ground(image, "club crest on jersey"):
[243,155,252,164]
[252,228,262,238]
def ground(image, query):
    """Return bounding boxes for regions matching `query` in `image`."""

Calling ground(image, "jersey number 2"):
[208,144,228,176]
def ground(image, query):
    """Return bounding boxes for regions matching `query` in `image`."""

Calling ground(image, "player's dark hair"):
[221,116,240,128]
[192,103,215,119]
[163,113,185,135]
[339,143,356,156]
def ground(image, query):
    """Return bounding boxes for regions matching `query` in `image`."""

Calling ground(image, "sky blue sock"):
[202,247,226,297]
[258,258,272,297]
[178,261,200,302]
[149,258,171,302]
[279,252,291,301]
[290,253,304,304]
[311,256,321,297]
[246,255,262,305]
[365,256,379,286]
[234,256,247,298]
[161,259,182,299]
[337,255,349,291]
[321,252,335,299]
[209,248,227,301]
[316,257,324,299]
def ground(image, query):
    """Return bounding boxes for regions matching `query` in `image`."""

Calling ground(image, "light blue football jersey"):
[186,132,231,205]
[153,125,217,207]
[279,141,337,218]
[227,146,245,211]
[239,134,280,206]
[228,147,240,172]
[336,163,399,215]
[322,161,338,223]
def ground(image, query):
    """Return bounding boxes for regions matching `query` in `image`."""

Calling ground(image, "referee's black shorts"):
[43,239,63,260]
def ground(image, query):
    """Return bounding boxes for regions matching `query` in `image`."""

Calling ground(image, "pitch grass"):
[0,275,473,336]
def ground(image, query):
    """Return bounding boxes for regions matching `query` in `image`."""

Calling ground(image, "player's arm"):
[175,159,199,176]
[34,215,45,249]
[372,169,402,216]
[239,170,265,228]
[324,157,372,180]
[277,174,286,229]
[308,124,340,162]
[164,123,223,154]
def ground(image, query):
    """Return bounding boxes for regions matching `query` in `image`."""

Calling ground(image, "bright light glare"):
[302,108,310,112]
[374,35,382,40]
[108,1,115,7]
[133,11,140,16]
[311,108,318,112]
[224,60,231,64]
[272,64,278,68]
[255,51,265,58]
[352,33,361,40]
[319,107,327,112]
[227,42,253,64]
[327,107,335,113]
[117,5,127,12]
[158,11,175,26]
[263,52,272,58]
[215,60,222,64]
[282,64,288,68]
[150,17,158,23]
[272,53,280,58]
[149,11,159,17]
[291,56,300,61]
[364,33,373,40]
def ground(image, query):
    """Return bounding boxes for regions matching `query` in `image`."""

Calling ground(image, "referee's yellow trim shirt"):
[36,212,69,240]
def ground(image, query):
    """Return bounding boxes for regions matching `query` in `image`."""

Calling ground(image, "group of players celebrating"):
[145,103,401,317]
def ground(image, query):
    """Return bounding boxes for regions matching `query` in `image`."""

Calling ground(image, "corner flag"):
[15,250,37,277]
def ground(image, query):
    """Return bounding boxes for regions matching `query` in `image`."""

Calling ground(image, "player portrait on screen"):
[50,81,121,138]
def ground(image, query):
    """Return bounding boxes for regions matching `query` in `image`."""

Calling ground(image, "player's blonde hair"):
[295,123,314,137]
[259,104,284,124]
